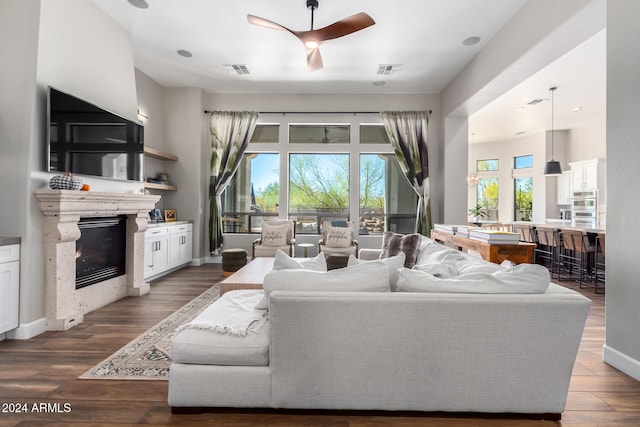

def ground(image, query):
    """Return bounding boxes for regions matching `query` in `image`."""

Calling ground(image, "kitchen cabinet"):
[570,159,598,191]
[0,242,20,334]
[144,227,170,279]
[557,171,572,204]
[144,222,193,280]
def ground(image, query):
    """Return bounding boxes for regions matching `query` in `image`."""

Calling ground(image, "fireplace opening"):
[76,216,126,289]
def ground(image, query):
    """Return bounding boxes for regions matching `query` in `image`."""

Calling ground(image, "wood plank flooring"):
[0,264,639,426]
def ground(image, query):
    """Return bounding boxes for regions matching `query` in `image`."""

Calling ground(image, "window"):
[359,154,417,234]
[514,154,533,169]
[477,159,499,171]
[220,153,279,233]
[477,177,499,221]
[514,177,533,221]
[289,124,350,144]
[360,124,390,144]
[289,154,349,234]
[250,124,279,143]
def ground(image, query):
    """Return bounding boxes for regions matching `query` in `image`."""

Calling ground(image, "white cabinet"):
[0,243,20,334]
[570,159,598,191]
[557,171,572,204]
[169,223,193,267]
[144,227,170,279]
[144,222,192,280]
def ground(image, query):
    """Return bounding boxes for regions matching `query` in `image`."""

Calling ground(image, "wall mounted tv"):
[47,87,144,182]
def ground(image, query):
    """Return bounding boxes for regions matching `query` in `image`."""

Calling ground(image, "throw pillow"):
[347,252,406,291]
[325,227,352,248]
[395,263,550,294]
[261,223,289,247]
[380,231,421,268]
[256,261,390,310]
[273,250,327,272]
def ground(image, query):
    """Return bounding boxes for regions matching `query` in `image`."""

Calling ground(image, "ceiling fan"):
[247,0,375,71]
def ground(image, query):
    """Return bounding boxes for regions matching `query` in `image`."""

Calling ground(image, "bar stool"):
[513,224,535,243]
[594,232,605,294]
[534,226,560,277]
[558,229,596,288]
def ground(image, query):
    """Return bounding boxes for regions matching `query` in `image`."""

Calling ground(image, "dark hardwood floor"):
[1,264,639,426]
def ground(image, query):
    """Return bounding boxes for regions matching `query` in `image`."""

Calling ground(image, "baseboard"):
[189,257,205,266]
[6,317,47,340]
[603,344,640,381]
[206,255,222,264]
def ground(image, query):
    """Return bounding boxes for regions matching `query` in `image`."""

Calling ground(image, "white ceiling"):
[92,0,605,143]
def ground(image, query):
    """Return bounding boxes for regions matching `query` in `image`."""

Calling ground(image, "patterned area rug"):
[79,284,220,380]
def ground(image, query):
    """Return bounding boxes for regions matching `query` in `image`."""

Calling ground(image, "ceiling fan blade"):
[247,14,291,32]
[306,47,324,71]
[312,12,375,42]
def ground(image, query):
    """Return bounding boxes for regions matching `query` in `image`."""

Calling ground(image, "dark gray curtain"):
[209,111,258,252]
[381,111,432,236]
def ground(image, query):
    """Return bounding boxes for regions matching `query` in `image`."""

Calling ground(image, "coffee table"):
[219,257,274,296]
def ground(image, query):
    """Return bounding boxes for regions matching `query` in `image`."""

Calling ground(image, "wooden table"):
[430,229,536,265]
[219,257,274,296]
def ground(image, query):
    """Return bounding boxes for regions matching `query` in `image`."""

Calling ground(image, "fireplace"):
[35,190,161,331]
[76,216,126,289]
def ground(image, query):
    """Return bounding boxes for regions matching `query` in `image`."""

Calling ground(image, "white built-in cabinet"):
[556,171,572,204]
[144,222,192,280]
[569,159,599,191]
[0,243,20,334]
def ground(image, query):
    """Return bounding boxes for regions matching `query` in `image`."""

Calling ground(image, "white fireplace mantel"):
[34,190,161,331]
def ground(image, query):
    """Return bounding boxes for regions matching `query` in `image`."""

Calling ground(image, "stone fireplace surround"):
[35,190,160,331]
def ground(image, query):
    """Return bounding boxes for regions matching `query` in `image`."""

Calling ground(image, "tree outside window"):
[289,154,349,234]
[514,177,533,221]
[477,177,499,221]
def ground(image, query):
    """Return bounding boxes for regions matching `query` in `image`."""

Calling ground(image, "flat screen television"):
[47,87,144,182]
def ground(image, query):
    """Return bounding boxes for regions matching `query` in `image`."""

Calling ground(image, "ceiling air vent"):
[224,64,250,75]
[527,98,545,105]
[377,64,401,75]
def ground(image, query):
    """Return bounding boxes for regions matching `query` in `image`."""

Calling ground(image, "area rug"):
[79,284,220,381]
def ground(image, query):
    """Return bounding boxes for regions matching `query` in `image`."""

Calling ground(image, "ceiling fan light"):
[305,40,319,49]
[543,160,563,176]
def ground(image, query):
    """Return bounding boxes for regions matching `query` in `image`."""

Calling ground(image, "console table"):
[430,230,535,265]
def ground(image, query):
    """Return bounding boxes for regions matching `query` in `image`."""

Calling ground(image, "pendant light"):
[543,86,563,176]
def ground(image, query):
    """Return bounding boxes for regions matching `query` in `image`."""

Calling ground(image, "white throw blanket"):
[176,290,268,337]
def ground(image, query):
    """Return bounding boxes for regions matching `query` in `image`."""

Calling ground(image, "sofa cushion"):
[256,261,390,309]
[396,263,550,294]
[347,252,405,290]
[380,231,421,268]
[171,290,269,366]
[273,250,326,271]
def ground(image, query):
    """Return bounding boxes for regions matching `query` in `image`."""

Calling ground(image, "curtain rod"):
[203,110,432,115]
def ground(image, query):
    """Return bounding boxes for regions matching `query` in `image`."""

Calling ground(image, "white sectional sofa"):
[168,237,591,420]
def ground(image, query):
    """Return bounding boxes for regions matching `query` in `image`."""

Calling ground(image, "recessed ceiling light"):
[372,81,386,86]
[515,106,525,111]
[177,49,192,58]
[573,107,583,112]
[462,36,481,46]
[127,0,149,9]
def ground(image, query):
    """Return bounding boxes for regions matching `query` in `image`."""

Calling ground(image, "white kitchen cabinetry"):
[145,222,193,280]
[169,223,193,267]
[570,159,599,191]
[144,227,170,279]
[557,171,572,204]
[0,243,20,334]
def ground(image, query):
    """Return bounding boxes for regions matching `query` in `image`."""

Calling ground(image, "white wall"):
[0,0,41,339]
[567,120,606,161]
[603,0,640,381]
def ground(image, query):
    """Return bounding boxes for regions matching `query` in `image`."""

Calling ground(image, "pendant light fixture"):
[543,86,563,176]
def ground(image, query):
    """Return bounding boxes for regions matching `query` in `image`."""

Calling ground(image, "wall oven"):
[572,189,597,226]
